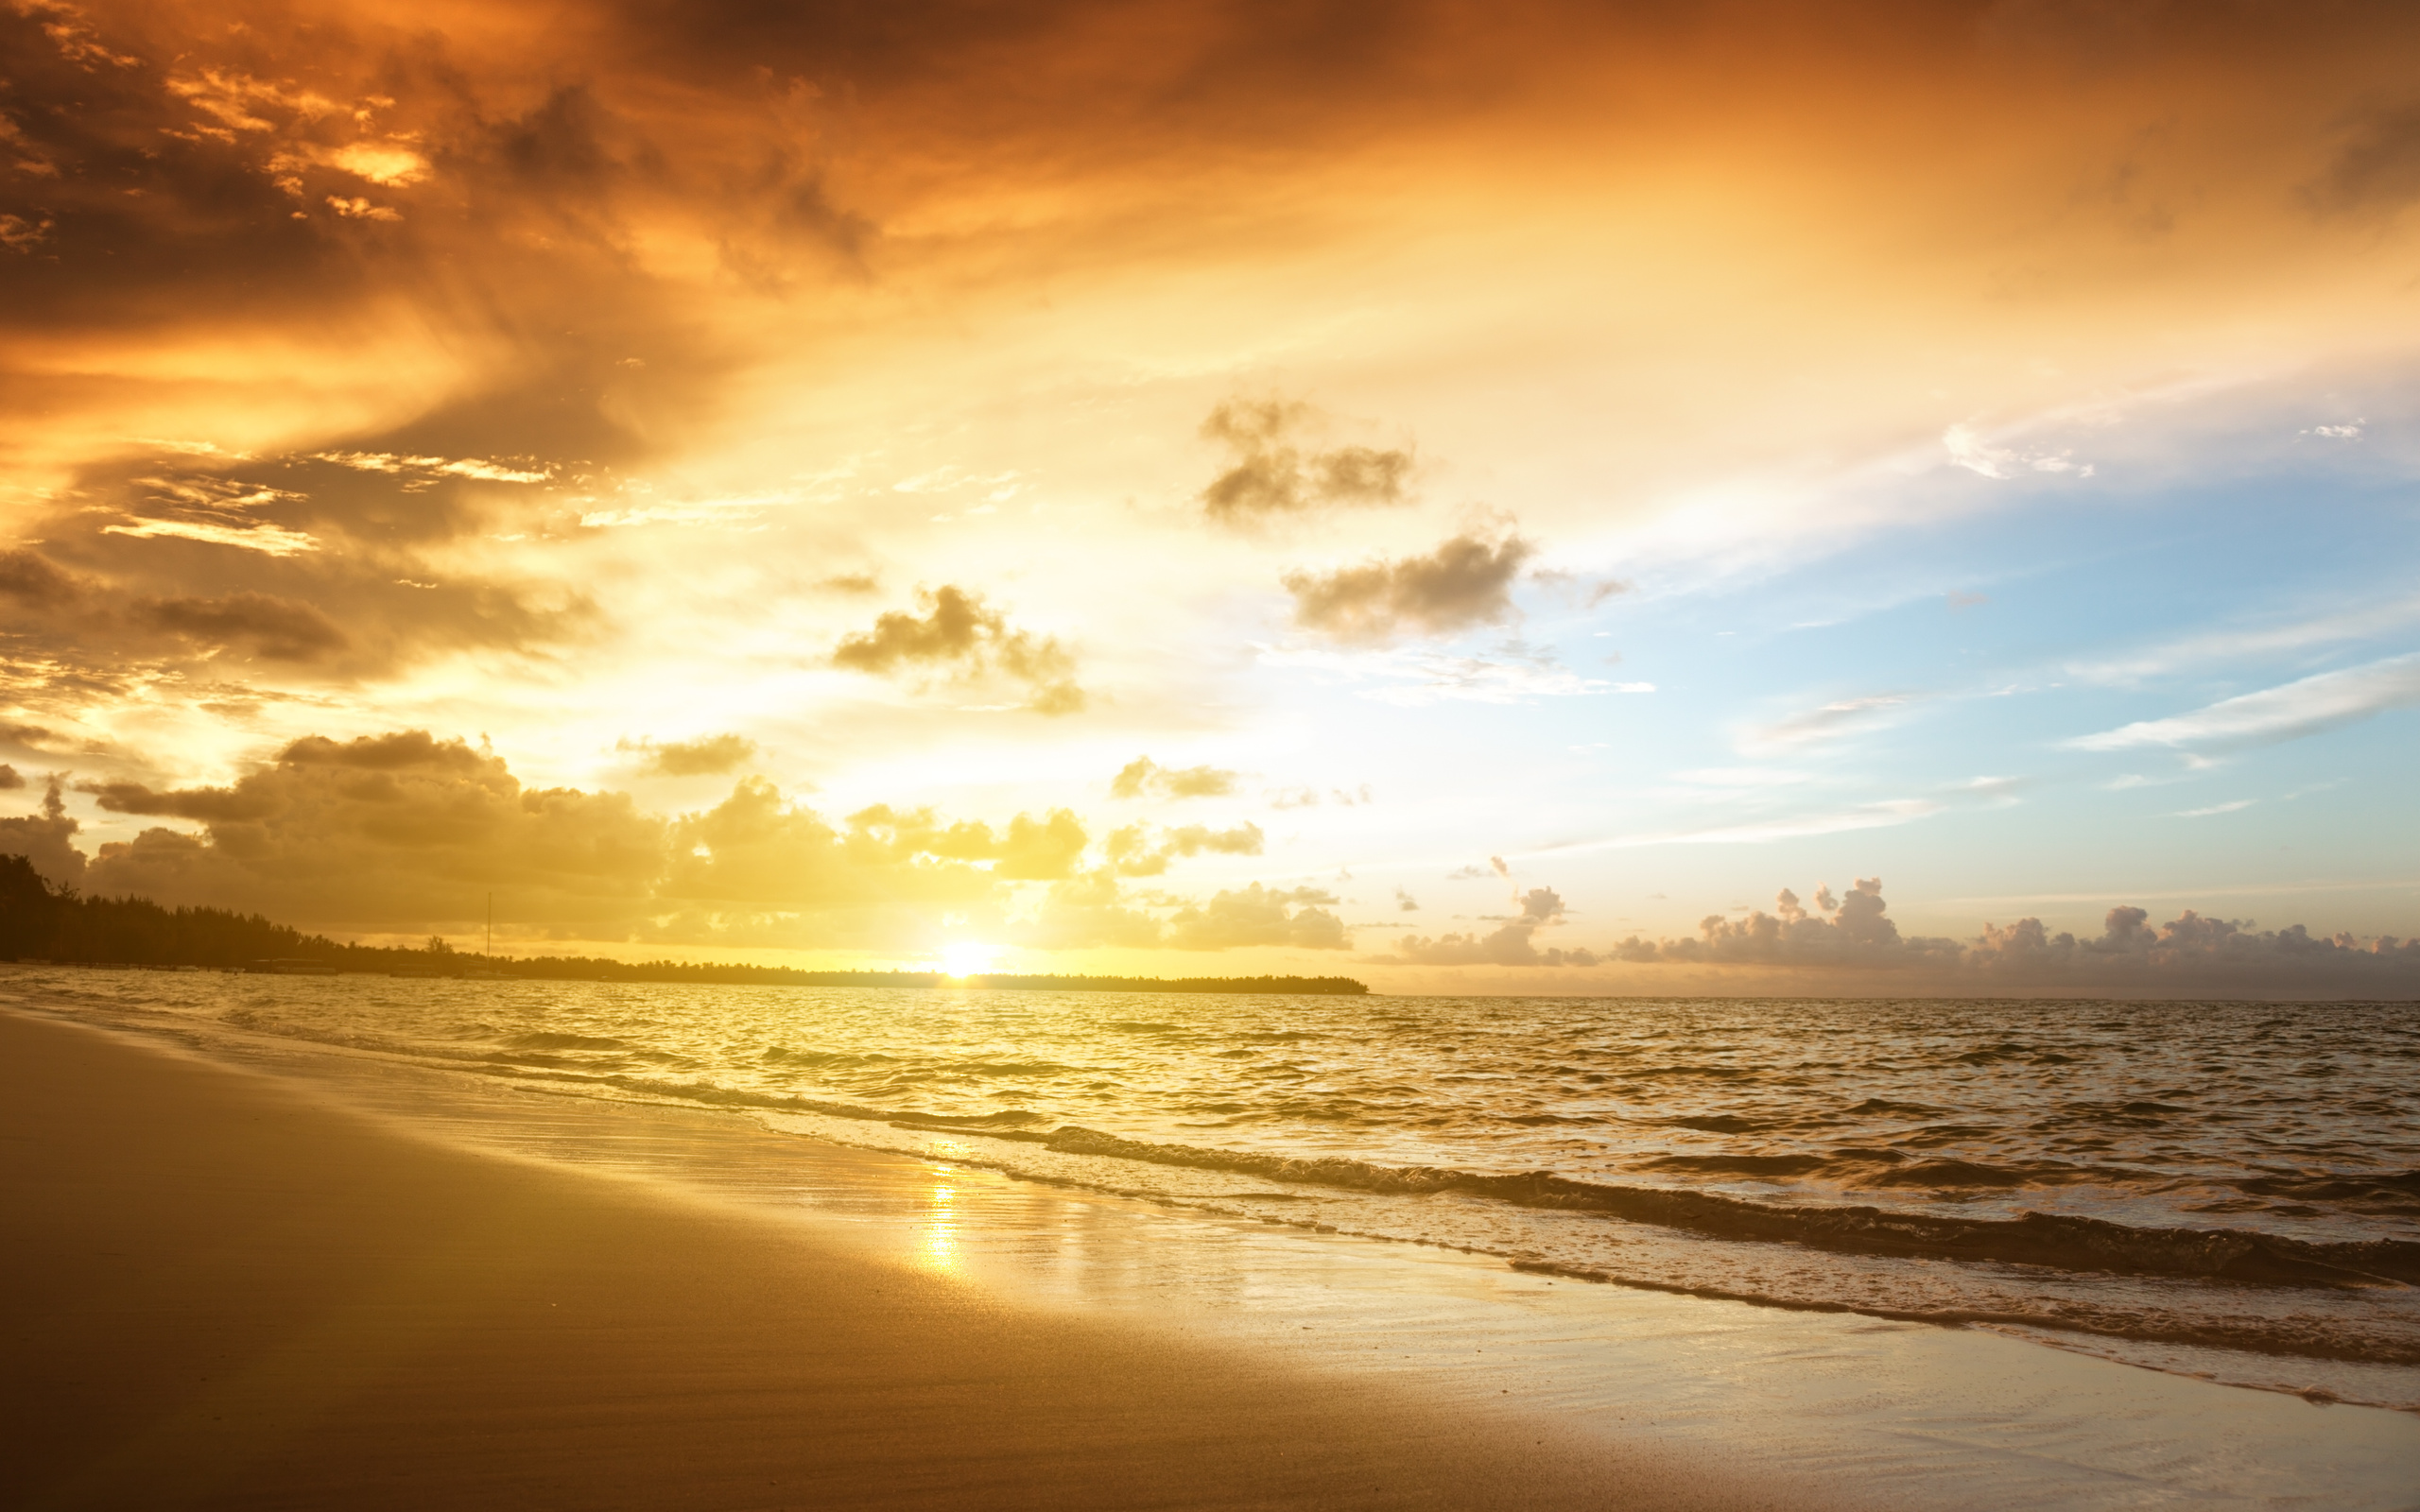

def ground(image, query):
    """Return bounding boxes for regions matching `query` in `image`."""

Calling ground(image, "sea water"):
[10,968,2415,1409]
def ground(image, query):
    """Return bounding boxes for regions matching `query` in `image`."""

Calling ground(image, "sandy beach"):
[1,1008,1798,1511]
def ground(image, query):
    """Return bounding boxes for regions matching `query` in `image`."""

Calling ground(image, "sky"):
[3,0,2418,995]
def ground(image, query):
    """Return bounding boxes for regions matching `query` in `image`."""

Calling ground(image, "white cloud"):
[102,517,320,556]
[1258,645,1635,706]
[1741,692,1918,752]
[1668,766,1810,788]
[2068,595,2420,684]
[2174,799,2256,817]
[2067,652,2420,751]
[314,452,550,484]
[1943,423,2094,480]
[327,142,426,186]
[326,195,401,222]
[578,496,782,529]
[1604,798,1945,848]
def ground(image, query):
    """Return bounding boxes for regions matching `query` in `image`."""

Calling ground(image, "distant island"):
[0,856,1368,995]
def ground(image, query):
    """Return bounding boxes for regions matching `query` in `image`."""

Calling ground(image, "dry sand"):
[0,1009,1807,1511]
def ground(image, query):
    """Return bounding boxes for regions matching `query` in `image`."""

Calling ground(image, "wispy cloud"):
[2067,652,2420,751]
[315,452,550,484]
[1741,692,1918,752]
[2069,596,2420,684]
[1942,423,2092,480]
[1260,644,1642,705]
[1648,799,1945,845]
[102,517,320,556]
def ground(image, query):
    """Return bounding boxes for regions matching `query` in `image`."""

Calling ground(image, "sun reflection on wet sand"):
[922,1166,959,1271]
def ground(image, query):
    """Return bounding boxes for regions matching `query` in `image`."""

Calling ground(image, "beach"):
[0,1007,1793,1511]
[5,993,2416,1510]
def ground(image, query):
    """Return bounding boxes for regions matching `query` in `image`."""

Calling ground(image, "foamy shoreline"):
[6,999,2417,1509]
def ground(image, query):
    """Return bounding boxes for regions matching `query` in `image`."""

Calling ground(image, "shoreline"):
[7,998,2418,1509]
[0,1006,1797,1511]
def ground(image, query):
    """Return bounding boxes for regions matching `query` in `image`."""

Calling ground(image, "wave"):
[975,1125,2420,1291]
[192,1005,2420,1331]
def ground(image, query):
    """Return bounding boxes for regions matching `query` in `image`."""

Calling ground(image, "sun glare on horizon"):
[940,942,997,980]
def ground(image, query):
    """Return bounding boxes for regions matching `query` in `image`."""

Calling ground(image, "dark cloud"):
[833,585,1083,714]
[618,732,759,777]
[1283,533,1532,644]
[1198,399,1414,523]
[0,765,20,789]
[1393,887,1418,911]
[0,549,79,606]
[62,730,1097,943]
[1110,756,1239,799]
[2314,103,2420,214]
[79,732,661,931]
[0,466,596,697]
[83,778,276,823]
[136,591,348,662]
[0,777,86,887]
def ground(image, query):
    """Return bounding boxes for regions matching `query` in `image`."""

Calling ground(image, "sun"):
[940,941,996,979]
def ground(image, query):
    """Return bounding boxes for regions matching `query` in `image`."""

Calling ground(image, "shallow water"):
[11,968,2417,1406]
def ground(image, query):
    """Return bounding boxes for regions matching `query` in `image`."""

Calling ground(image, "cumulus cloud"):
[65,731,1068,944]
[0,777,86,887]
[2066,653,2420,751]
[1164,883,1349,951]
[1388,876,2420,997]
[9,728,1354,955]
[1012,868,1169,952]
[1607,879,1946,966]
[1282,533,1533,644]
[1198,400,1414,524]
[618,732,759,777]
[843,802,1090,882]
[1109,756,1239,799]
[1012,872,1345,953]
[1104,820,1264,877]
[832,585,1083,714]
[1385,885,1599,966]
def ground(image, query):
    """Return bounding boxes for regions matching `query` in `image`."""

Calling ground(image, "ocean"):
[11,968,2416,1410]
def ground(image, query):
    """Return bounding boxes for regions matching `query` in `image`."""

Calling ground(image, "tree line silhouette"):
[0,855,1368,993]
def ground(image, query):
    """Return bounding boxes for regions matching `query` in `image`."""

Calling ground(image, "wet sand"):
[0,1009,1800,1511]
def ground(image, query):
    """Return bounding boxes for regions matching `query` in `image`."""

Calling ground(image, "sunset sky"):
[4,0,2418,991]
